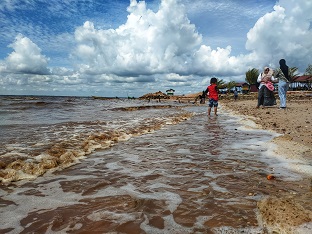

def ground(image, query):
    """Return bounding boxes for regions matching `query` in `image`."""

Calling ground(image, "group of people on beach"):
[204,59,291,116]
[256,59,291,109]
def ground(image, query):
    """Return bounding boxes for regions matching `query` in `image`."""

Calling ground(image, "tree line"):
[245,64,312,85]
[214,64,312,91]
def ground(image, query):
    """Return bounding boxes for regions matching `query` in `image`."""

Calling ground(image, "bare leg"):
[214,107,218,116]
[208,107,211,116]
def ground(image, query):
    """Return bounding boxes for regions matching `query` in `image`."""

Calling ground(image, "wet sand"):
[220,92,312,233]
[1,94,311,233]
[2,107,310,233]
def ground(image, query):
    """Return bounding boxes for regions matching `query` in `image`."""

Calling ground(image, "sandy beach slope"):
[220,92,312,233]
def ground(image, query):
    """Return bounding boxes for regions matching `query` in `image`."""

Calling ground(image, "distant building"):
[166,89,175,95]
[226,82,252,94]
[232,82,259,93]
[240,83,251,94]
[233,82,246,93]
[235,82,258,93]
[291,75,312,90]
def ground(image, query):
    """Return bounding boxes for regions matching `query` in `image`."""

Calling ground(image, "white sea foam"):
[175,148,191,154]
[209,181,229,193]
[140,214,194,234]
[187,185,209,192]
[87,210,137,223]
[1,97,310,233]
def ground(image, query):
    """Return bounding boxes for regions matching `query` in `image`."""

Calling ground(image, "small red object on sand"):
[266,174,275,180]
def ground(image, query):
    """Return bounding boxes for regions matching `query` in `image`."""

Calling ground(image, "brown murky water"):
[1,101,309,233]
[0,103,310,233]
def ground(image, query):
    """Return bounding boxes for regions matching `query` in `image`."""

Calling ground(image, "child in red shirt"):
[205,77,219,116]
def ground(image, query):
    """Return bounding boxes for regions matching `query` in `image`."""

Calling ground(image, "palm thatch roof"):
[139,91,169,99]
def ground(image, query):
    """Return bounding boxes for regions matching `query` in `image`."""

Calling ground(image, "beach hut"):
[166,89,175,96]
[233,82,250,94]
[249,84,258,92]
[139,91,169,101]
[291,75,312,90]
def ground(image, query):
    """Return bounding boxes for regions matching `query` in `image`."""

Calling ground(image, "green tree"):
[227,81,237,92]
[304,64,312,75]
[289,67,299,80]
[245,68,259,84]
[217,78,226,89]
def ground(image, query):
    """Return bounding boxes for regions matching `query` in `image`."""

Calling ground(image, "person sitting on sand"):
[204,77,219,116]
[257,67,277,108]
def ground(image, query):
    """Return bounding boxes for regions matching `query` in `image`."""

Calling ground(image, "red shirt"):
[206,84,218,100]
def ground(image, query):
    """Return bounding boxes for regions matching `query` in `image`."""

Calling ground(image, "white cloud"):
[73,0,202,77]
[0,0,24,11]
[71,0,312,83]
[246,0,312,70]
[5,34,50,74]
[193,45,243,75]
[1,0,312,96]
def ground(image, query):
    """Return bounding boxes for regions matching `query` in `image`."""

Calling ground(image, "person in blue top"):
[234,89,238,101]
[275,59,291,109]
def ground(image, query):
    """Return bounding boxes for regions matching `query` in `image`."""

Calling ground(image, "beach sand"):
[220,92,312,233]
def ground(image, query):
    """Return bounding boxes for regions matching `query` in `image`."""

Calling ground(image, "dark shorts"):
[208,98,218,107]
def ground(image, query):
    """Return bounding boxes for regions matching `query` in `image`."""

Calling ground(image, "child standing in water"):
[205,77,219,116]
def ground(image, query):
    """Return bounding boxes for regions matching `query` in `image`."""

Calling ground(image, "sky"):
[0,0,311,97]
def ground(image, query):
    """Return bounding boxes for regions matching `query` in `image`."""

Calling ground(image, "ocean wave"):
[0,112,193,184]
[111,105,174,111]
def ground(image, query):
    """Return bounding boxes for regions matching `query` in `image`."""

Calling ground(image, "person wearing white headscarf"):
[256,67,278,108]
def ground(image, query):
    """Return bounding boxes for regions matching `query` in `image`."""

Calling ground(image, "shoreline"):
[1,93,311,232]
[220,98,311,166]
[220,95,312,233]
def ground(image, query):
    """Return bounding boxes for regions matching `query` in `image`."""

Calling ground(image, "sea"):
[0,95,310,234]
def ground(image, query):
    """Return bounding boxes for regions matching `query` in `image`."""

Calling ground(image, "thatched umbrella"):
[139,91,169,100]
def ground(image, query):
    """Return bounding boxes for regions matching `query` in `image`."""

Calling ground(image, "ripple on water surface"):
[0,106,310,233]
